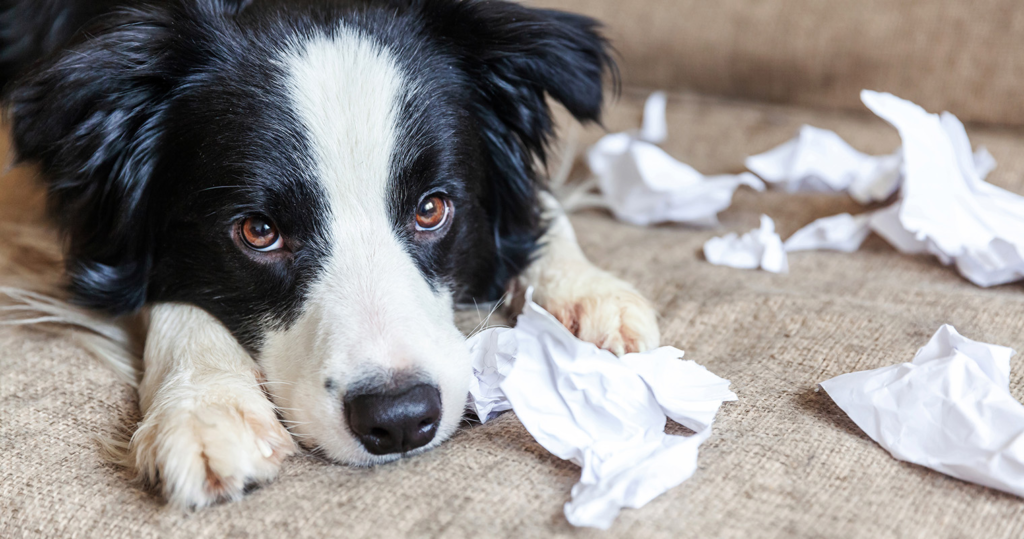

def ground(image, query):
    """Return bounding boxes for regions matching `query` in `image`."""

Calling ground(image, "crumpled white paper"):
[466,294,737,529]
[746,119,996,205]
[703,215,788,273]
[465,326,517,423]
[746,125,903,204]
[588,92,764,227]
[783,213,872,253]
[639,90,669,144]
[820,325,1024,498]
[775,92,1024,286]
[862,91,1024,287]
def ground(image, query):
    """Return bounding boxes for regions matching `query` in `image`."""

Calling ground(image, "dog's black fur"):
[1,0,615,350]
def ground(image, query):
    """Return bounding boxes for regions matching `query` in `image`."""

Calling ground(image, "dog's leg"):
[130,303,295,508]
[513,192,661,355]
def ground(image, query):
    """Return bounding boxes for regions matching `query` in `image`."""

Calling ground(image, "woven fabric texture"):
[529,0,1024,127]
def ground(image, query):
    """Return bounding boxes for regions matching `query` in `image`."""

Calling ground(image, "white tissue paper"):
[466,293,737,529]
[465,326,517,423]
[861,91,1024,287]
[639,90,669,144]
[783,213,872,253]
[703,215,789,273]
[746,120,996,205]
[820,325,1024,498]
[745,125,902,204]
[588,92,764,227]
[775,92,1024,286]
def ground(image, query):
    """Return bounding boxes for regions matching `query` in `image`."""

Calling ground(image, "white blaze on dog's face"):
[258,29,471,464]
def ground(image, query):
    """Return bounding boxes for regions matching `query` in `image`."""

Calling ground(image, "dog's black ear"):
[6,0,252,313]
[417,0,615,158]
[413,0,617,296]
[5,6,181,314]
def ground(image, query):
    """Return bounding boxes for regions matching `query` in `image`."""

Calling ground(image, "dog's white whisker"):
[0,316,69,325]
[467,294,510,339]
[258,380,296,387]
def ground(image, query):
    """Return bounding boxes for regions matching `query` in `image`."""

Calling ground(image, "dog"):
[1,0,660,508]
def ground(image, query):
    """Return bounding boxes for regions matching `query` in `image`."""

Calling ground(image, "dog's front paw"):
[130,384,295,509]
[529,262,660,356]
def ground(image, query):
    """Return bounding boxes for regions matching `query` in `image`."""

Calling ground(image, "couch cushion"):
[529,0,1024,127]
[2,92,1024,537]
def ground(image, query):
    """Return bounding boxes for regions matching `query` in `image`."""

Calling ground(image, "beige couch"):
[2,1,1023,537]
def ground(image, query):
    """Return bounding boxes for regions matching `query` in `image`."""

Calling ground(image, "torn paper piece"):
[465,293,736,529]
[972,146,997,182]
[587,93,764,227]
[861,91,1024,287]
[621,349,735,433]
[588,134,764,227]
[703,215,788,273]
[784,213,872,253]
[745,125,902,204]
[745,124,997,205]
[820,325,1023,498]
[639,91,668,144]
[466,326,516,423]
[776,94,1024,286]
[866,203,931,257]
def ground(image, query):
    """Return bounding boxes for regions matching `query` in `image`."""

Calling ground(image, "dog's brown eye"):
[415,195,450,231]
[240,216,282,251]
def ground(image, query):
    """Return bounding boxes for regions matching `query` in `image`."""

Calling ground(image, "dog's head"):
[6,0,613,463]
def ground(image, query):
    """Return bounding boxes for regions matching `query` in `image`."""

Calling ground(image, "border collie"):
[1,0,660,508]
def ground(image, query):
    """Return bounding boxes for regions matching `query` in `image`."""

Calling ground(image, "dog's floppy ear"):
[6,6,178,313]
[417,0,615,135]
[414,0,617,295]
[5,0,249,313]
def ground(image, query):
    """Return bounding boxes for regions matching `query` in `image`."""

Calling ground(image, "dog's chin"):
[331,437,450,467]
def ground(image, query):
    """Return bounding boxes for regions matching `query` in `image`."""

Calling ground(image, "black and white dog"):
[1,0,659,508]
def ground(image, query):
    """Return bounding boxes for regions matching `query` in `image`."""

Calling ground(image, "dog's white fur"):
[1,27,660,509]
[260,28,470,465]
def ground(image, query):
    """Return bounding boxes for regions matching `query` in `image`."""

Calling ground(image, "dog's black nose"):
[344,384,441,455]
